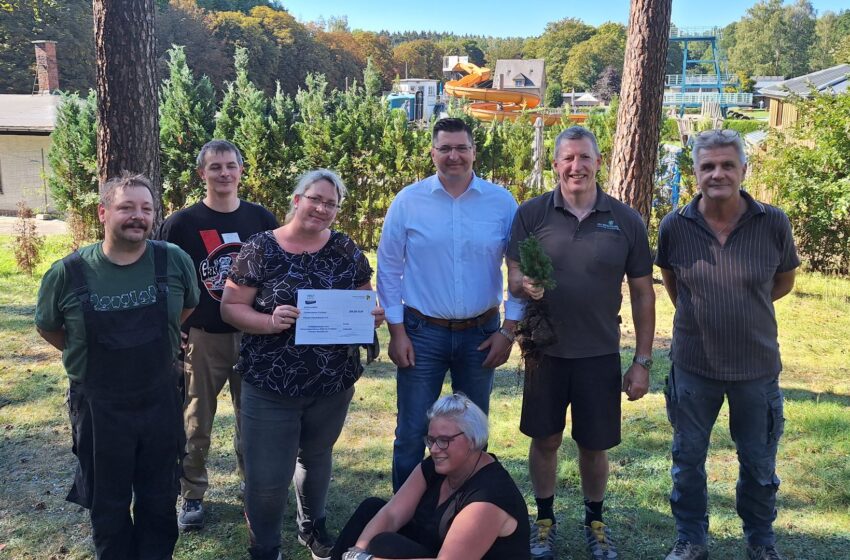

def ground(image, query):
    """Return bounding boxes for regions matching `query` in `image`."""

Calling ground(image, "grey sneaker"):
[177,498,204,531]
[297,517,334,560]
[666,540,709,560]
[584,521,618,559]
[529,518,556,560]
[747,545,783,560]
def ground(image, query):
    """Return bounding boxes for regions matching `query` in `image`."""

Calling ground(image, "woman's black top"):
[228,230,372,397]
[407,454,530,559]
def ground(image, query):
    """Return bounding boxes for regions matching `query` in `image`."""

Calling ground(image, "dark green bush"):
[723,119,767,135]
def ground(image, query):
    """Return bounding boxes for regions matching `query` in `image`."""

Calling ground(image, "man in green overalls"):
[36,172,199,559]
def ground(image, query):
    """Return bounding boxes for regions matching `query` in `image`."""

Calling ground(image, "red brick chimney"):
[32,40,59,94]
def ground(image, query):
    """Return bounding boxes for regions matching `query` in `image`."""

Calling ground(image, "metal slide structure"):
[444,62,585,125]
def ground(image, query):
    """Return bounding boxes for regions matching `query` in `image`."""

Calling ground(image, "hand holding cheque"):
[281,289,383,344]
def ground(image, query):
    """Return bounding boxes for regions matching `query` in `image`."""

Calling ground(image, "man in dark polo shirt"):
[507,126,656,560]
[656,130,798,560]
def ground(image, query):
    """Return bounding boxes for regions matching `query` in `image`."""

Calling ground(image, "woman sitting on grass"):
[334,393,530,560]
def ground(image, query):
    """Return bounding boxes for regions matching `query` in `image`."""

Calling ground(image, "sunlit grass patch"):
[1,237,849,559]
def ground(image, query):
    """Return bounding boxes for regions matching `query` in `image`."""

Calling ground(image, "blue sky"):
[279,0,847,37]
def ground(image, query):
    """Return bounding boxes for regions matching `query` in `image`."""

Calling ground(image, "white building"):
[442,55,469,74]
[395,79,440,121]
[0,41,60,215]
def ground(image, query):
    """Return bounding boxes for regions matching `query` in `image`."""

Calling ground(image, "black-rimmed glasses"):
[424,431,465,450]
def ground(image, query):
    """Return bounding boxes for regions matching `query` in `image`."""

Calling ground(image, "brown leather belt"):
[407,306,499,331]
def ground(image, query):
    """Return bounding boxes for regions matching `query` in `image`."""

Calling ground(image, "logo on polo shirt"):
[597,220,621,232]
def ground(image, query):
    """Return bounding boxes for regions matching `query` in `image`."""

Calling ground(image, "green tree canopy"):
[392,39,444,78]
[0,0,94,93]
[525,17,595,90]
[810,10,850,69]
[727,0,816,77]
[561,22,626,91]
[352,31,396,90]
[156,0,231,90]
[482,37,527,67]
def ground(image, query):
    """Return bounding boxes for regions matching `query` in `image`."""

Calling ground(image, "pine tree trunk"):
[93,0,162,223]
[608,0,672,222]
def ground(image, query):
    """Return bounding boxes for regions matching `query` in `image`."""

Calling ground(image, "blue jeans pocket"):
[404,311,425,332]
[477,315,500,337]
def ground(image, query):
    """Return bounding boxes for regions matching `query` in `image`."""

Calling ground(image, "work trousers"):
[68,384,182,560]
[665,365,785,546]
[180,328,243,499]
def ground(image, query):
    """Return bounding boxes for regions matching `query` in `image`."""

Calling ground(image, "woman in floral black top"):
[221,169,384,560]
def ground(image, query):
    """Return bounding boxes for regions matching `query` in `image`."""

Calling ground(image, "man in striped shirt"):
[656,130,799,560]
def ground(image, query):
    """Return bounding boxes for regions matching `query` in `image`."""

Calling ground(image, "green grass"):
[1,235,849,559]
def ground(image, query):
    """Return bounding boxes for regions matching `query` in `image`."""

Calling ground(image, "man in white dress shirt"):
[377,118,523,491]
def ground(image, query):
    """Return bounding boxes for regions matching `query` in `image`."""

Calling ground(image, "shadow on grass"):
[0,312,39,333]
[362,359,396,379]
[782,387,850,406]
[0,368,65,411]
[326,458,850,559]
[792,289,850,304]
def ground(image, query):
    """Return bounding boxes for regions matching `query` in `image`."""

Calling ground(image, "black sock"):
[584,499,603,525]
[535,495,555,522]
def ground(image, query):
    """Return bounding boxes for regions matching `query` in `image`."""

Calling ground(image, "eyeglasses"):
[424,431,465,450]
[302,195,340,211]
[697,129,739,139]
[434,145,473,155]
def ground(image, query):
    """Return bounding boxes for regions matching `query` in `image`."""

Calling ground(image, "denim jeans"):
[665,365,785,546]
[241,381,354,560]
[391,307,500,491]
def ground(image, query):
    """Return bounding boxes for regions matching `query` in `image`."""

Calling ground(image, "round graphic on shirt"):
[199,242,242,301]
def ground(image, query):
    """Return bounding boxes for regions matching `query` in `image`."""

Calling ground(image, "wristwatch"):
[498,327,516,343]
[632,355,653,370]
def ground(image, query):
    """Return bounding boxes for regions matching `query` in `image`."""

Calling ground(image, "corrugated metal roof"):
[753,77,785,89]
[0,94,61,133]
[759,64,850,99]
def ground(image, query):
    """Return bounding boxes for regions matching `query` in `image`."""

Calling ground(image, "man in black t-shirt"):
[156,140,278,531]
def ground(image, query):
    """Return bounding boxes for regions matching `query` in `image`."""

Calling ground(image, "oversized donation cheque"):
[295,289,376,345]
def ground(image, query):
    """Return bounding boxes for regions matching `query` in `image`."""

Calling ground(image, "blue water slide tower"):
[665,27,752,116]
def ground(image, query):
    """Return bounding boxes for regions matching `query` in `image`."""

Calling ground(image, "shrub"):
[47,91,99,240]
[660,115,680,142]
[723,119,766,136]
[13,202,44,275]
[749,90,850,275]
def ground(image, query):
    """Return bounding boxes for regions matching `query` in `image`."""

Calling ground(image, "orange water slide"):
[444,62,585,125]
